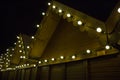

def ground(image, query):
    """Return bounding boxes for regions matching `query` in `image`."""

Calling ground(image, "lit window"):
[33,64,36,67]
[19,45,22,47]
[17,36,20,39]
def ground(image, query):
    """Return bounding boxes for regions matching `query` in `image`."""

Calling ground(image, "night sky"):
[0,0,119,54]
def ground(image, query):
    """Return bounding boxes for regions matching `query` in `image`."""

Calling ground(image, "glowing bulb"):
[67,13,71,17]
[60,56,64,59]
[23,56,26,59]
[19,45,22,47]
[72,55,76,59]
[37,24,39,28]
[14,43,16,45]
[52,5,56,9]
[38,61,41,64]
[6,49,9,51]
[42,12,45,16]
[27,64,29,66]
[27,46,30,49]
[96,27,102,33]
[48,2,51,6]
[31,36,35,39]
[19,50,22,53]
[20,56,23,58]
[17,36,20,39]
[117,8,120,13]
[51,58,55,61]
[86,49,91,54]
[18,40,21,43]
[105,45,110,50]
[44,59,47,62]
[33,64,36,67]
[77,21,82,25]
[58,9,62,13]
[12,48,14,51]
[10,54,12,57]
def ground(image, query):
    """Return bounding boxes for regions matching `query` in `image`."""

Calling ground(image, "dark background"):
[0,0,118,54]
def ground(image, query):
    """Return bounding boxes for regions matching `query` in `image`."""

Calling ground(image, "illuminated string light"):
[51,58,55,61]
[105,45,110,50]
[31,36,35,39]
[12,48,14,51]
[96,27,102,33]
[86,49,91,54]
[77,21,82,25]
[38,61,41,64]
[42,12,45,16]
[19,50,22,53]
[117,8,120,13]
[17,36,20,39]
[37,24,39,28]
[58,9,62,13]
[60,56,64,59]
[18,40,21,43]
[48,2,51,6]
[52,5,56,9]
[72,55,76,59]
[27,46,30,49]
[67,13,71,17]
[44,59,48,62]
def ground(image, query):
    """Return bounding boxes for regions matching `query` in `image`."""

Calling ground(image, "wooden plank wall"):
[0,53,120,80]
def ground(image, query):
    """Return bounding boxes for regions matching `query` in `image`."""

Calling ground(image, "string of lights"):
[0,1,120,71]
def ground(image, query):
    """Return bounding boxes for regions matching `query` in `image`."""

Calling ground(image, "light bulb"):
[96,27,102,33]
[44,59,47,62]
[72,55,76,59]
[48,2,51,6]
[27,46,30,49]
[117,8,120,13]
[37,24,39,28]
[51,58,55,61]
[42,12,45,16]
[60,56,64,59]
[58,9,62,13]
[52,5,56,9]
[67,13,71,17]
[31,36,35,39]
[38,61,41,64]
[77,21,82,25]
[105,45,110,50]
[86,49,91,54]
